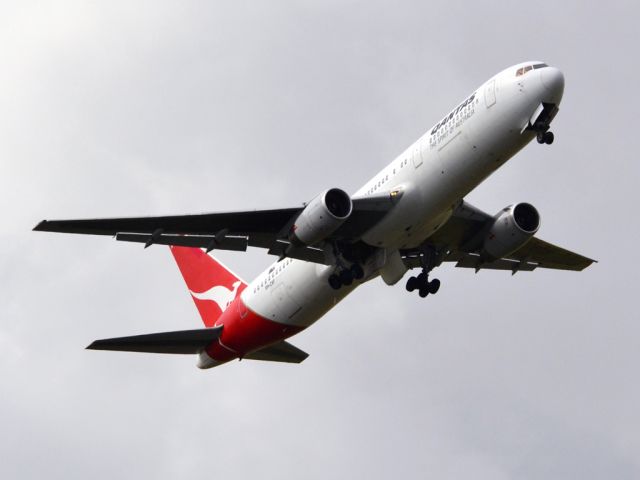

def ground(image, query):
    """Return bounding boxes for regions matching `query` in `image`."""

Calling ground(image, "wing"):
[33,194,396,265]
[403,201,595,273]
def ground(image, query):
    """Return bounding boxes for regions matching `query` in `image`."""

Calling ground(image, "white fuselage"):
[241,62,565,329]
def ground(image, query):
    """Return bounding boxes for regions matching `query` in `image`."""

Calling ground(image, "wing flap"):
[115,232,249,252]
[506,237,596,271]
[86,326,223,354]
[451,252,538,272]
[243,340,309,363]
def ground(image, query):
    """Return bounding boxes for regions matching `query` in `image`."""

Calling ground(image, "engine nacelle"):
[483,203,540,259]
[290,188,353,246]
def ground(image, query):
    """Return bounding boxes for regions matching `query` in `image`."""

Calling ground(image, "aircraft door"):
[484,79,496,108]
[412,144,423,168]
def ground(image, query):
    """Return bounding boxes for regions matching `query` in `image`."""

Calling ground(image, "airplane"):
[34,61,595,369]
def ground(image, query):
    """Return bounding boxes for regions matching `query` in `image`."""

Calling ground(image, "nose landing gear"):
[530,101,558,146]
[537,130,554,145]
[532,103,558,145]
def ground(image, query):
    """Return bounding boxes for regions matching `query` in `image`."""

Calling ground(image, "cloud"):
[1,1,638,478]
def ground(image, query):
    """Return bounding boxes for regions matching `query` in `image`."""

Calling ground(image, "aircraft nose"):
[539,66,565,103]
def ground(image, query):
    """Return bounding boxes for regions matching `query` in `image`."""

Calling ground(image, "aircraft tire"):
[328,274,342,290]
[418,287,429,298]
[340,269,354,286]
[544,131,554,144]
[406,276,418,292]
[428,278,441,294]
[351,263,365,280]
[537,131,546,144]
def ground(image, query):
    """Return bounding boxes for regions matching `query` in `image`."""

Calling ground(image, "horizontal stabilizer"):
[87,326,223,354]
[244,340,309,363]
[453,253,538,272]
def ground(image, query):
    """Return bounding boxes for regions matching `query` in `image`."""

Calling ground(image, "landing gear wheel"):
[428,278,441,294]
[328,274,342,290]
[537,130,554,145]
[350,263,365,280]
[414,271,434,298]
[339,269,354,286]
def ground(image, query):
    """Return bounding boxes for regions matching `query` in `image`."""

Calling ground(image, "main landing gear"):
[328,263,364,290]
[406,273,440,298]
[406,245,441,298]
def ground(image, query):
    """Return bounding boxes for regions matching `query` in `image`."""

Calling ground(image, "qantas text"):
[430,92,477,136]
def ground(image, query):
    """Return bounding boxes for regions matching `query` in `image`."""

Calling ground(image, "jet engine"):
[482,203,540,259]
[290,188,353,246]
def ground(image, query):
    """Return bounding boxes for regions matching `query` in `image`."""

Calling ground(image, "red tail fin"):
[170,246,247,327]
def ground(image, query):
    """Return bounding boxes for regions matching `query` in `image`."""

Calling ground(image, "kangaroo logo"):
[190,280,242,312]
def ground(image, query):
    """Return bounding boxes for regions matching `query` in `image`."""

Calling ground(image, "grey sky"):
[1,1,638,478]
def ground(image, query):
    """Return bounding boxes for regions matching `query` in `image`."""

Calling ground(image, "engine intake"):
[290,188,353,246]
[483,203,540,260]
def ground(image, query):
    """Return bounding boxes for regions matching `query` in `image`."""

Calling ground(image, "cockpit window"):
[516,63,548,76]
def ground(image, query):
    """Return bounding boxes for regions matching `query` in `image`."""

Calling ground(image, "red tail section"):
[170,246,247,328]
